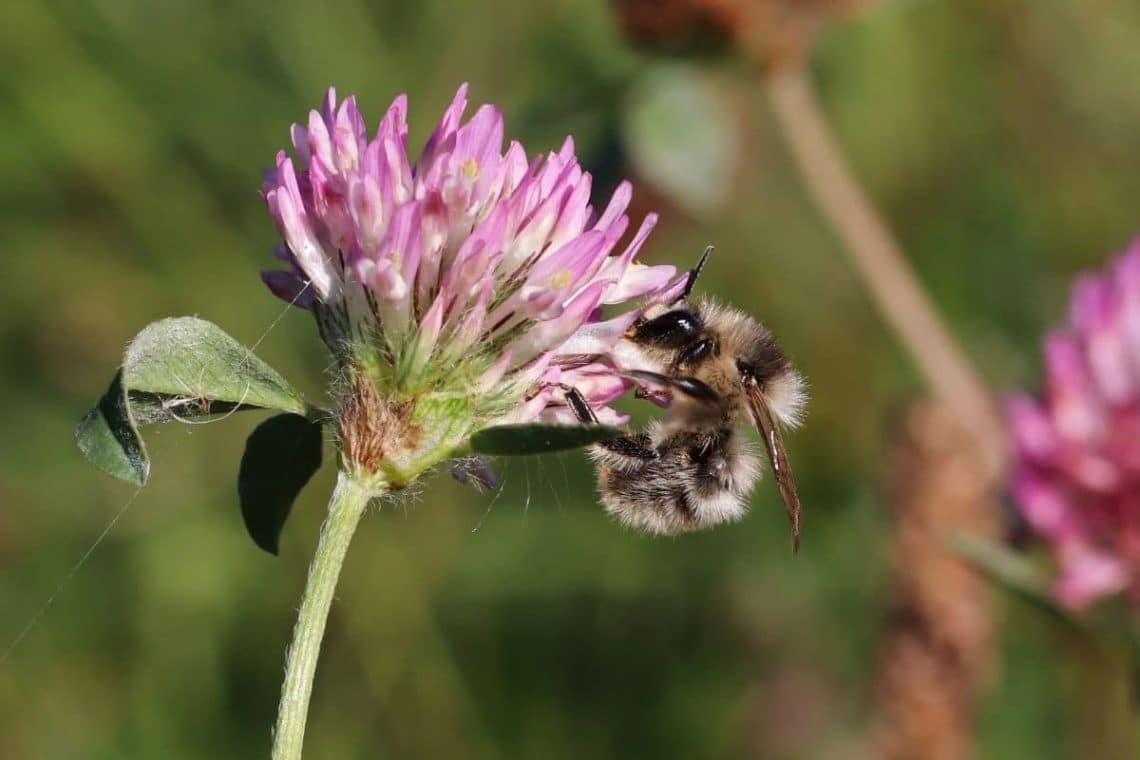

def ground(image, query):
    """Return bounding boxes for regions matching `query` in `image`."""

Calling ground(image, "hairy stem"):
[272,470,379,760]
[766,66,1007,478]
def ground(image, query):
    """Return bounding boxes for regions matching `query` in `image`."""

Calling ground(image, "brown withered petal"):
[873,401,998,760]
[611,0,736,52]
[612,0,870,70]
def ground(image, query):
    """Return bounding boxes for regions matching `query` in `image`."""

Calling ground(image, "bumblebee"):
[566,248,807,549]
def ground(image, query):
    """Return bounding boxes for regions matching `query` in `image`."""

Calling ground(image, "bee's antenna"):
[679,245,714,301]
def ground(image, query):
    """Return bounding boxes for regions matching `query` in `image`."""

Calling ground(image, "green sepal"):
[76,317,309,484]
[468,423,624,456]
[238,413,324,555]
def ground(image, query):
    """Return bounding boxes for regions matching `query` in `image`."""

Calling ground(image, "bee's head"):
[621,243,713,346]
[624,302,701,345]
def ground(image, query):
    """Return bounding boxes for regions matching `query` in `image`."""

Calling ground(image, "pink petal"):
[556,311,641,357]
[1072,274,1134,404]
[1055,547,1130,610]
[415,190,449,307]
[265,155,336,299]
[309,156,353,252]
[506,281,607,367]
[1115,245,1140,376]
[443,275,495,357]
[557,364,630,406]
[593,181,633,233]
[332,95,366,173]
[418,83,469,178]
[1044,331,1106,445]
[412,291,447,360]
[1011,469,1076,542]
[603,263,677,304]
[377,93,408,145]
[290,122,312,165]
[544,171,593,254]
[347,174,386,253]
[1006,394,1057,464]
[500,385,558,425]
[307,108,333,167]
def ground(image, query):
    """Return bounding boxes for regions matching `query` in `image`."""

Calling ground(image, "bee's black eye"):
[677,337,715,367]
[630,309,702,348]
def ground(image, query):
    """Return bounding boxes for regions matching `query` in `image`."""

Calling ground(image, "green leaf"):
[123,317,305,415]
[75,370,149,485]
[76,317,309,484]
[469,423,624,456]
[622,63,740,217]
[238,413,324,555]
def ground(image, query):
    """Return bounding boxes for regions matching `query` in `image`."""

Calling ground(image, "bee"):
[564,247,807,550]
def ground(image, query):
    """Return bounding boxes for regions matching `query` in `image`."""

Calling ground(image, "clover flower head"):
[261,84,686,482]
[1008,238,1140,610]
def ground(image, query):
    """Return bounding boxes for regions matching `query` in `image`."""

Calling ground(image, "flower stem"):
[765,65,1007,479]
[272,470,379,760]
[1065,629,1136,758]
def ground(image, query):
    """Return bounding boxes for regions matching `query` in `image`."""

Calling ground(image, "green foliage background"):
[3,0,1140,757]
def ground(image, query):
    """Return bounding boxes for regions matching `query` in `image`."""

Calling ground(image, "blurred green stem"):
[273,471,378,760]
[1065,629,1136,758]
[766,66,1007,479]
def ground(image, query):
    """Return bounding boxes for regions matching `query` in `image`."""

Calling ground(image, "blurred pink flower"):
[261,84,685,428]
[1009,238,1140,609]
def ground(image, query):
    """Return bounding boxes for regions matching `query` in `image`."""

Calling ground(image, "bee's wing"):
[746,382,802,552]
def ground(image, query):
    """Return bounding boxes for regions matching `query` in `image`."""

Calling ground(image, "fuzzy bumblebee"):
[564,249,807,549]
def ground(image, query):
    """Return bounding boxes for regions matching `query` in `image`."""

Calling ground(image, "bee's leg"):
[562,386,658,460]
[562,385,600,424]
[622,370,720,402]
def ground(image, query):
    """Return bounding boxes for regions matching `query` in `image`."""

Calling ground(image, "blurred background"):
[4,0,1140,757]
